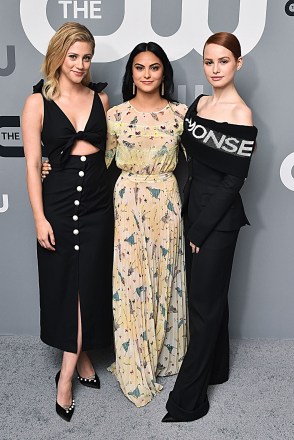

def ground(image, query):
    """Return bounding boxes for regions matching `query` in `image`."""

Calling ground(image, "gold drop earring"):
[161,80,165,96]
[133,82,136,95]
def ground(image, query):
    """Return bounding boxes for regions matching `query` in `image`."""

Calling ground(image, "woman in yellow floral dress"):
[106,42,187,407]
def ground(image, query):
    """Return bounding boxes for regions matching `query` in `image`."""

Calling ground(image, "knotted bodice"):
[33,79,107,164]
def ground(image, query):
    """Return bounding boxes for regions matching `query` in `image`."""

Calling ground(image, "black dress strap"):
[88,82,108,93]
[33,79,44,94]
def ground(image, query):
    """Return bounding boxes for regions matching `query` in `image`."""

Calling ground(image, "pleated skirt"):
[37,151,114,353]
[109,171,187,407]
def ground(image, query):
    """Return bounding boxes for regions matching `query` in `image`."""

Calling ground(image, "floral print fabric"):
[106,101,188,407]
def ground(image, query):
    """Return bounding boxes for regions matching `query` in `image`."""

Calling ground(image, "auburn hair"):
[203,32,241,60]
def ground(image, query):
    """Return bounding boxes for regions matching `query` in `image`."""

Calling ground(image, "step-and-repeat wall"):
[0,0,293,337]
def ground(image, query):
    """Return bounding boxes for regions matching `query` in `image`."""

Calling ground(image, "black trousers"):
[166,229,239,421]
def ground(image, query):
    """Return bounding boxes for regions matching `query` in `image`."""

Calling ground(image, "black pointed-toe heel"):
[161,412,182,423]
[55,371,75,422]
[77,371,100,389]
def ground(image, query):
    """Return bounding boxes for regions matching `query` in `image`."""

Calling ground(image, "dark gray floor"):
[1,337,293,440]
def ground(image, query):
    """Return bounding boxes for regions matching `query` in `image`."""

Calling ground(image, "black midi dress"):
[33,80,114,353]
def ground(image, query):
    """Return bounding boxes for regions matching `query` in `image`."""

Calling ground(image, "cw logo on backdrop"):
[0,117,23,157]
[0,46,15,77]
[280,154,294,192]
[20,0,268,61]
[16,0,294,192]
[0,195,9,213]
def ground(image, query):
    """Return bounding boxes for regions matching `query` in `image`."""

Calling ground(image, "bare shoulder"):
[197,94,210,112]
[22,93,43,113]
[22,93,43,128]
[98,91,110,112]
[233,102,253,126]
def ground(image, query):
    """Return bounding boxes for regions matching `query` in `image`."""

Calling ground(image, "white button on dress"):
[77,186,82,192]
[79,171,85,177]
[73,215,78,221]
[74,245,79,251]
[74,200,80,206]
[73,229,79,235]
[80,156,86,162]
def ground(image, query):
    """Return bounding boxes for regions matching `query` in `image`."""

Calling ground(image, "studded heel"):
[77,371,100,389]
[55,371,75,422]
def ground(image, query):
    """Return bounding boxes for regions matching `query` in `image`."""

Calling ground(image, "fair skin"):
[42,51,167,171]
[22,40,109,409]
[190,43,253,255]
[130,51,167,112]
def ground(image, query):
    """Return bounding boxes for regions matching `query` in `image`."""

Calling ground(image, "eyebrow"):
[204,57,230,61]
[134,62,161,67]
[68,52,93,56]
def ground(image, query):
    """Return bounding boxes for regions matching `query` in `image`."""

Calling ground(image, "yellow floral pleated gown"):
[106,101,188,407]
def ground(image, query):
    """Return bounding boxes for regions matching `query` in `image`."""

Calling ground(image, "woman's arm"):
[101,94,118,169]
[22,94,55,251]
[105,108,118,169]
[187,174,246,247]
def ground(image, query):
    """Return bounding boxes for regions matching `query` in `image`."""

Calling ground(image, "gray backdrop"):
[0,0,293,338]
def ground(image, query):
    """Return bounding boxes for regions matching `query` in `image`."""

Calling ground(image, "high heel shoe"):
[55,371,75,422]
[77,370,100,389]
[161,412,183,423]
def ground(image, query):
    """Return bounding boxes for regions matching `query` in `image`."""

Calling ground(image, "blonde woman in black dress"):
[22,22,113,422]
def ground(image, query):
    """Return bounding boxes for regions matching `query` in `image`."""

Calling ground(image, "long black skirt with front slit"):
[37,151,114,353]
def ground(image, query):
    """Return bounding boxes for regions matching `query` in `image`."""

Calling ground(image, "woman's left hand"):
[190,242,200,254]
[41,159,51,179]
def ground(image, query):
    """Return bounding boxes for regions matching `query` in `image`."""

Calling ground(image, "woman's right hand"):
[190,242,200,254]
[36,218,56,251]
[41,159,51,179]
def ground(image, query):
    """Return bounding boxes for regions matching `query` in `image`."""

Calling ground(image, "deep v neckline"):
[52,91,96,133]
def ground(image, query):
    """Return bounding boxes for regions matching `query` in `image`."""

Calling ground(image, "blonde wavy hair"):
[41,22,95,100]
